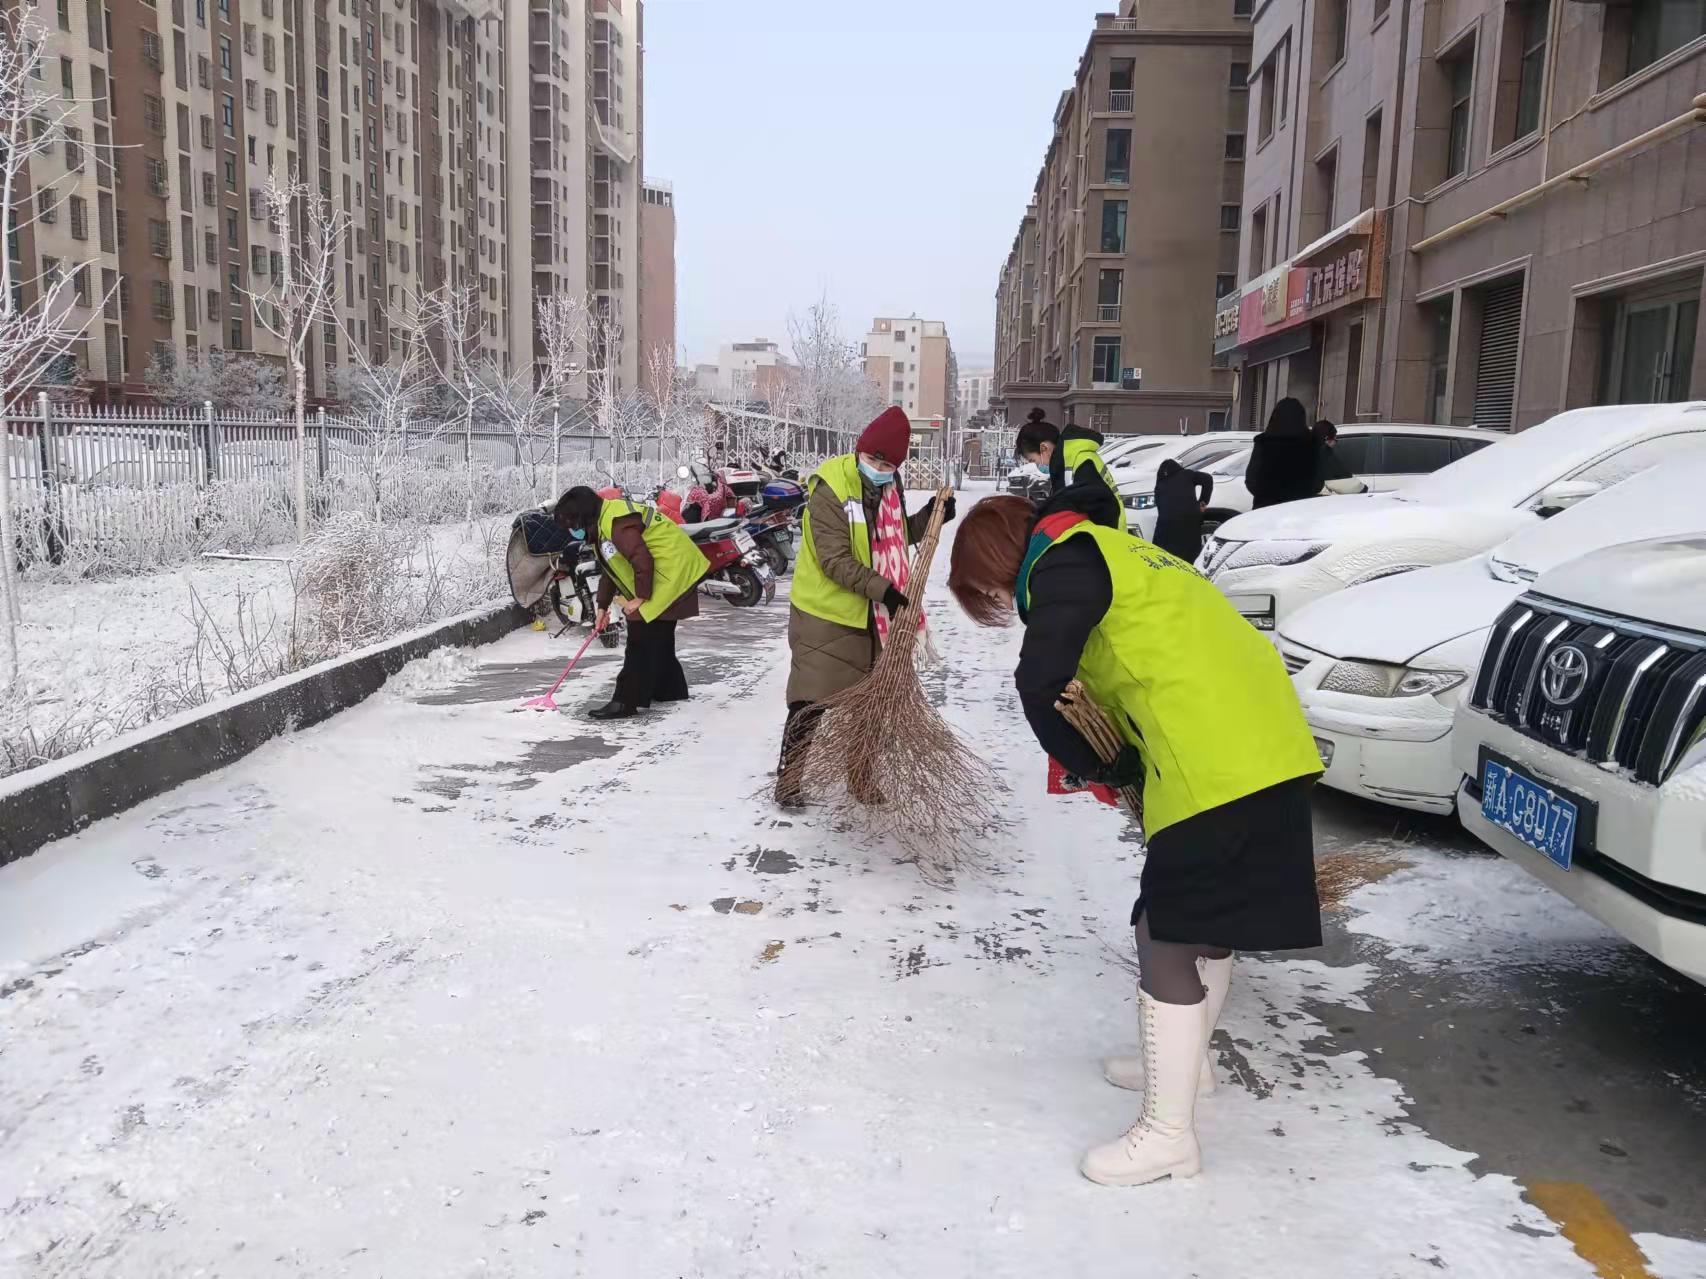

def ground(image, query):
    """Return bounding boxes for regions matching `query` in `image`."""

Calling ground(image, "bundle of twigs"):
[785,486,998,879]
[1059,680,1346,906]
[1055,680,1144,826]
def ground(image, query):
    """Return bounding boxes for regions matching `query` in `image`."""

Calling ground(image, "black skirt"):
[1132,776,1321,952]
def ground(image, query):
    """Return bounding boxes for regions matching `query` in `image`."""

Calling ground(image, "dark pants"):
[775,701,825,801]
[613,617,688,709]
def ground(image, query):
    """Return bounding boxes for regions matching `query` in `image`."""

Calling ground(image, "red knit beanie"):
[856,406,912,465]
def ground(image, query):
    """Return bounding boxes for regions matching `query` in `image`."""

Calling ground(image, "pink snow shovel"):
[520,623,604,712]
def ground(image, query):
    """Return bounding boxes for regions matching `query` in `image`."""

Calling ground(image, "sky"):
[642,0,1095,371]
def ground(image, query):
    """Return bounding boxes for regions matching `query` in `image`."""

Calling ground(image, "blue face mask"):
[568,528,586,541]
[858,460,896,487]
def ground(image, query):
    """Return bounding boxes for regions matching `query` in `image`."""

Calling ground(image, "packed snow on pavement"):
[2,525,1704,1278]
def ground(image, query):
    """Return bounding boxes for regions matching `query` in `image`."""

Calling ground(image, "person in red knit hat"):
[775,406,956,806]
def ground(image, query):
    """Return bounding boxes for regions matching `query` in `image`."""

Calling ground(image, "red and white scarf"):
[872,485,929,650]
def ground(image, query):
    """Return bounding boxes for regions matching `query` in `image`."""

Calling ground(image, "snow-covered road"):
[3,552,1704,1277]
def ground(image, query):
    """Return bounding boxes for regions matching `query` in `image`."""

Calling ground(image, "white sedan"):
[1278,454,1706,813]
[1200,402,1706,631]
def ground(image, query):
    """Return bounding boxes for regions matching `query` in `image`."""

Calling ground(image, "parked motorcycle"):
[686,515,776,608]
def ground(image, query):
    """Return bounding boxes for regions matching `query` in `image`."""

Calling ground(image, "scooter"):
[683,515,776,608]
[739,476,806,577]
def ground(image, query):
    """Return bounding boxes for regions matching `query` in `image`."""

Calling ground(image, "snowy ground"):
[3,517,508,775]
[3,519,1704,1277]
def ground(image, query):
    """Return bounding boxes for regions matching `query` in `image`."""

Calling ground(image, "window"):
[1427,297,1454,423]
[1324,0,1350,66]
[1604,0,1706,83]
[1234,0,1253,15]
[1230,60,1249,89]
[69,195,87,239]
[204,228,216,262]
[1225,132,1247,160]
[1361,110,1383,212]
[60,57,73,94]
[219,35,232,77]
[1092,336,1122,386]
[1249,202,1269,276]
[1097,268,1123,322]
[226,209,238,245]
[1100,199,1128,252]
[1381,434,1455,474]
[198,54,211,88]
[1216,273,1238,299]
[144,94,165,136]
[230,319,244,350]
[222,94,235,134]
[1315,145,1338,232]
[223,150,238,189]
[57,0,70,29]
[142,29,162,68]
[1329,434,1375,473]
[1257,52,1277,141]
[64,126,82,170]
[1496,0,1551,146]
[1442,38,1476,180]
[1219,202,1242,231]
[200,114,214,148]
[1103,128,1131,184]
[184,284,198,326]
[36,189,56,224]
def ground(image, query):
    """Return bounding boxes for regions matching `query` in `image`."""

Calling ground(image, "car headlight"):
[1124,492,1156,510]
[1223,540,1330,571]
[1321,660,1466,698]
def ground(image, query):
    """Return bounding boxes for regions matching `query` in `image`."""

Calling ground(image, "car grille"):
[1469,597,1706,786]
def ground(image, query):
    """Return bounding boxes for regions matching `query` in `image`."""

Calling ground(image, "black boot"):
[589,701,637,721]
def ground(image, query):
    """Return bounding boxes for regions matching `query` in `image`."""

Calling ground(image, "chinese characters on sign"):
[1303,247,1365,313]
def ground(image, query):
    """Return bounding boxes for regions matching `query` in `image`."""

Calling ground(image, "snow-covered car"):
[1116,431,1253,516]
[1279,457,1706,813]
[1452,535,1706,985]
[1127,424,1488,540]
[1199,402,1706,631]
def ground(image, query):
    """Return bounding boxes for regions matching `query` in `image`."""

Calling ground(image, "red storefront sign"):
[1232,209,1388,347]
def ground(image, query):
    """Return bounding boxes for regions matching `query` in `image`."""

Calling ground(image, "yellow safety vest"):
[792,454,875,629]
[1024,520,1320,836]
[596,499,711,623]
[1061,436,1127,532]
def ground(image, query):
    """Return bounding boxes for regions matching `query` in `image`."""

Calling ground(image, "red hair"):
[948,496,1034,627]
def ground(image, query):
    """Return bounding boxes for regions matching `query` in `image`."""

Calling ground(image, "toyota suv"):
[1453,535,1706,985]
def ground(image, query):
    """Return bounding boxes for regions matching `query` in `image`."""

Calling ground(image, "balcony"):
[1107,90,1134,113]
[1097,304,1122,322]
[594,119,633,166]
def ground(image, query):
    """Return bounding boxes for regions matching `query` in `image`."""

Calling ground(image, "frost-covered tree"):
[534,292,591,494]
[246,167,350,542]
[340,325,438,524]
[144,349,289,413]
[0,9,118,688]
[786,293,881,456]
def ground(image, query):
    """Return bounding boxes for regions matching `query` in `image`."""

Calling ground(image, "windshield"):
[1487,458,1706,581]
[1207,447,1252,477]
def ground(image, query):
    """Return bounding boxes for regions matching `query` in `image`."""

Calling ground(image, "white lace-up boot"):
[1081,990,1210,1187]
[1102,955,1231,1095]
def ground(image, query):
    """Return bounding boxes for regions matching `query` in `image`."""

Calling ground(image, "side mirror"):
[1534,478,1601,515]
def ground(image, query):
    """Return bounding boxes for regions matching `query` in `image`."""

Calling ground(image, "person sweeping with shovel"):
[946,480,1322,1188]
[553,486,710,721]
[775,406,954,807]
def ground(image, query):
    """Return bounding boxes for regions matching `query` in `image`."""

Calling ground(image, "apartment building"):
[957,367,993,420]
[21,0,646,403]
[862,315,958,428]
[1217,0,1704,431]
[991,0,1251,436]
[637,178,676,392]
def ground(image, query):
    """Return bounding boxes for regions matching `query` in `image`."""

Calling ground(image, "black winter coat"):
[1246,434,1323,509]
[1151,466,1214,564]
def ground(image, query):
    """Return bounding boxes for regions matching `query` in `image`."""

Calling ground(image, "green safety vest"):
[1061,437,1127,533]
[596,498,711,623]
[1023,520,1320,837]
[792,454,874,630]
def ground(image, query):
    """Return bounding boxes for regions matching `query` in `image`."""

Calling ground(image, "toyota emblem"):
[1540,645,1589,707]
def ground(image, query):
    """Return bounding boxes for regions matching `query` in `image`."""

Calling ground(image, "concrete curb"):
[0,601,530,869]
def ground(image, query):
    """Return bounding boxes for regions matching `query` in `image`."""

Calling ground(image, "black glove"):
[1092,745,1144,790]
[924,495,958,524]
[881,585,910,614]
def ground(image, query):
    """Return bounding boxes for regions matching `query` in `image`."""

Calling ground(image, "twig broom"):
[784,486,998,879]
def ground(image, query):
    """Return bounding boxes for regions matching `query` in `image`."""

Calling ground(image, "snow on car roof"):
[1396,403,1706,510]
[1493,453,1706,579]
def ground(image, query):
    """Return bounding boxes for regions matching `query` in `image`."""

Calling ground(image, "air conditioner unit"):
[1121,367,1142,390]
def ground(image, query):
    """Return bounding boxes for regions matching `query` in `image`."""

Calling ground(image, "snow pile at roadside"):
[2,517,507,779]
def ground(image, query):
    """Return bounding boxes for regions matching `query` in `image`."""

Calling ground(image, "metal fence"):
[1,396,862,574]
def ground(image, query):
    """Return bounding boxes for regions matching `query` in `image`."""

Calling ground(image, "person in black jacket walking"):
[1245,398,1322,509]
[1150,458,1214,564]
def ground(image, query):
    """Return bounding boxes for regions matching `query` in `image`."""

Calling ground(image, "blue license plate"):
[1480,758,1579,870]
